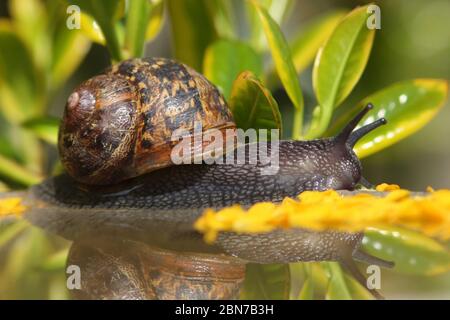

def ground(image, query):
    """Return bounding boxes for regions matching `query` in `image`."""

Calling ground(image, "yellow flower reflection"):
[0,197,26,217]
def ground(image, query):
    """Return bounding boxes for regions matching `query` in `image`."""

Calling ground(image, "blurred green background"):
[0,0,448,299]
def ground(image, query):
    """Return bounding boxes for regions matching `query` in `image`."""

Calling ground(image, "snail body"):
[24,58,392,299]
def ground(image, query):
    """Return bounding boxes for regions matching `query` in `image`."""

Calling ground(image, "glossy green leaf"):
[229,71,282,133]
[310,5,375,138]
[51,27,91,88]
[80,12,105,44]
[349,79,447,158]
[322,262,352,300]
[0,22,41,122]
[252,2,304,138]
[168,0,217,71]
[203,40,263,99]
[290,10,346,74]
[240,263,290,300]
[70,0,124,61]
[22,117,60,145]
[362,226,450,276]
[327,79,448,157]
[145,0,165,42]
[125,0,151,58]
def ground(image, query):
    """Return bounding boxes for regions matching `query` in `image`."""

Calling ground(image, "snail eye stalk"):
[348,118,387,147]
[335,103,387,146]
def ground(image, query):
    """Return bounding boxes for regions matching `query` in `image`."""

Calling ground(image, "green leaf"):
[205,0,236,39]
[322,262,352,300]
[246,0,293,51]
[0,227,53,299]
[252,2,304,138]
[290,262,330,299]
[310,5,375,138]
[39,248,69,272]
[0,19,46,172]
[290,10,346,74]
[229,71,282,134]
[0,220,28,248]
[9,0,50,71]
[125,0,152,58]
[0,153,42,186]
[51,27,91,88]
[145,0,165,42]
[0,22,41,122]
[298,278,314,300]
[344,273,373,300]
[70,0,124,62]
[362,226,450,276]
[168,0,217,70]
[48,273,70,300]
[343,79,447,158]
[240,263,290,300]
[22,117,60,145]
[79,12,105,44]
[203,40,263,99]
[0,122,22,162]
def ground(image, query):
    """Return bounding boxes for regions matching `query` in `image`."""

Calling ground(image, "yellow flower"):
[376,183,401,192]
[194,184,450,243]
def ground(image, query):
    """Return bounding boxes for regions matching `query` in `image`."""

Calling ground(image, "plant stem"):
[125,0,151,58]
[292,108,303,139]
[305,104,333,139]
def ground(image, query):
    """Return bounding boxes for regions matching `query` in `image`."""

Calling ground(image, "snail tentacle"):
[348,118,387,147]
[339,254,385,300]
[353,249,395,269]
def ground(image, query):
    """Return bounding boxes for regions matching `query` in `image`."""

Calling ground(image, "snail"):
[20,57,394,299]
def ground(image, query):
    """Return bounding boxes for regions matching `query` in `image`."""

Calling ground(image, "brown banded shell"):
[58,58,236,185]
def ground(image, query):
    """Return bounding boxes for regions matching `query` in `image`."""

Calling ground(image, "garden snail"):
[24,58,393,299]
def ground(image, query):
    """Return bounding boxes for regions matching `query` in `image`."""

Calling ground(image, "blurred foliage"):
[0,0,448,299]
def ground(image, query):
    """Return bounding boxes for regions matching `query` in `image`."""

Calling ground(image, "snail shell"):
[59,58,235,185]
